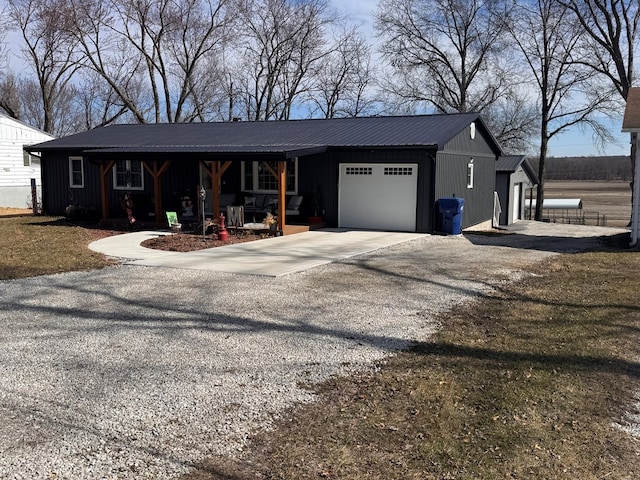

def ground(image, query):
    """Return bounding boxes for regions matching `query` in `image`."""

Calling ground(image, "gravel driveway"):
[0,224,626,479]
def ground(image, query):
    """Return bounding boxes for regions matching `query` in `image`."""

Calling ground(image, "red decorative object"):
[218,213,228,241]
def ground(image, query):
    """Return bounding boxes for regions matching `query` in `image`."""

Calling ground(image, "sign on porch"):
[227,206,245,227]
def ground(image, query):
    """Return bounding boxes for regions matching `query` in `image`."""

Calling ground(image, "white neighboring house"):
[622,87,640,247]
[0,113,55,209]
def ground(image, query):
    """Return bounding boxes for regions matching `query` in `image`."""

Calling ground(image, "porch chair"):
[285,195,303,216]
[166,211,182,233]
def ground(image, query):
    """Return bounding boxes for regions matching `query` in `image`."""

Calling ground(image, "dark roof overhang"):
[82,144,328,159]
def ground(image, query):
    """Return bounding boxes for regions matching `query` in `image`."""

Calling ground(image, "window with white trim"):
[113,160,144,190]
[69,156,84,188]
[467,160,474,189]
[242,159,297,193]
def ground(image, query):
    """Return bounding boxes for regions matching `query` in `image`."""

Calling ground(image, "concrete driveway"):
[89,222,629,276]
[89,229,428,276]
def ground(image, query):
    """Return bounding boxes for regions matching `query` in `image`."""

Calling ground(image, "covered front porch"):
[92,151,315,235]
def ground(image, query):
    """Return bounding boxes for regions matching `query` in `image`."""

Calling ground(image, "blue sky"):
[0,0,631,156]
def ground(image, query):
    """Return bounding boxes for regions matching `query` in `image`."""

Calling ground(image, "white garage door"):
[338,163,418,231]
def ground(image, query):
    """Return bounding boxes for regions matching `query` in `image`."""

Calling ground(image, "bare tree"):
[559,0,640,222]
[68,0,233,123]
[0,73,22,120]
[233,0,333,121]
[307,25,377,118]
[504,0,615,220]
[4,0,81,134]
[75,70,132,129]
[375,0,511,113]
[374,0,537,148]
[482,89,539,153]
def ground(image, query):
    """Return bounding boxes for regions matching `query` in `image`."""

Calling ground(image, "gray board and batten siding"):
[434,123,500,229]
[29,113,502,233]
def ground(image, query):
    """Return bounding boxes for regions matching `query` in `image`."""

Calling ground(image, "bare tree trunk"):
[535,129,549,222]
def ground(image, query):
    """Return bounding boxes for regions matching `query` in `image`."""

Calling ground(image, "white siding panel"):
[0,114,54,207]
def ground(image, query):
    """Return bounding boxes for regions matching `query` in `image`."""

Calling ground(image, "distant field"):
[535,181,631,228]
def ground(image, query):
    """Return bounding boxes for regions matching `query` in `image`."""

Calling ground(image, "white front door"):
[338,163,418,231]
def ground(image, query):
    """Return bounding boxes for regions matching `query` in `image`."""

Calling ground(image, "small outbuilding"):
[26,113,503,233]
[0,113,54,209]
[495,155,539,225]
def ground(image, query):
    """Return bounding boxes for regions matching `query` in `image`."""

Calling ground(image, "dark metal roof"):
[497,155,539,184]
[28,113,488,156]
[84,144,328,158]
[496,155,524,172]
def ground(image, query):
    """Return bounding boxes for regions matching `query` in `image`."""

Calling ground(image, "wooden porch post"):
[262,160,287,233]
[100,160,116,220]
[142,160,172,223]
[277,160,286,232]
[205,160,232,218]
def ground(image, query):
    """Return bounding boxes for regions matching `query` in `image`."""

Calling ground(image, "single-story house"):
[0,113,54,209]
[622,87,640,246]
[26,113,503,233]
[495,155,539,225]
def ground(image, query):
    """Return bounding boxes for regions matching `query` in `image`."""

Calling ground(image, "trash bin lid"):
[438,197,465,210]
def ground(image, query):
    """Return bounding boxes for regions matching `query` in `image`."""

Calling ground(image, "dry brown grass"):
[0,215,116,280]
[186,249,640,480]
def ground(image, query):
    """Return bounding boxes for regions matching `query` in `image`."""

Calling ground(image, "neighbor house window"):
[69,156,85,188]
[242,159,297,193]
[113,160,144,190]
[467,160,474,189]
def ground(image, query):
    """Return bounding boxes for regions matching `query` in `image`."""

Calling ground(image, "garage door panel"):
[339,163,417,231]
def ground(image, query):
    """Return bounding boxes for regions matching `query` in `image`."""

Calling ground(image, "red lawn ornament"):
[217,213,228,241]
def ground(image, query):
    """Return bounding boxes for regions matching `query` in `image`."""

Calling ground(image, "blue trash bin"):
[438,197,465,234]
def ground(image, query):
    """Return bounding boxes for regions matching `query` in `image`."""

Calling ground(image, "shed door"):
[338,163,418,231]
[513,183,521,221]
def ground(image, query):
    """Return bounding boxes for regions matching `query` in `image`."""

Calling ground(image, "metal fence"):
[524,208,628,227]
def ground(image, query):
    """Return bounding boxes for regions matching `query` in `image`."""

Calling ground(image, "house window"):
[69,156,84,188]
[23,152,33,166]
[242,159,297,193]
[113,160,144,190]
[467,160,474,189]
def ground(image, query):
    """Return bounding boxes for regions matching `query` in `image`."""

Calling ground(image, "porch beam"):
[99,160,116,220]
[201,161,233,218]
[263,161,278,179]
[277,160,286,232]
[211,161,231,218]
[142,160,172,223]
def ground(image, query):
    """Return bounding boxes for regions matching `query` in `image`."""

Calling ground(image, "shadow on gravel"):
[464,231,632,254]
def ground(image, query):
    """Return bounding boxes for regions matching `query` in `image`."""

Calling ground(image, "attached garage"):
[338,163,418,231]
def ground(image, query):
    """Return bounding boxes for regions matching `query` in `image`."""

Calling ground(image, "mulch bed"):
[140,231,268,252]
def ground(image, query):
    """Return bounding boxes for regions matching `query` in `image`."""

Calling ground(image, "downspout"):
[631,133,640,247]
